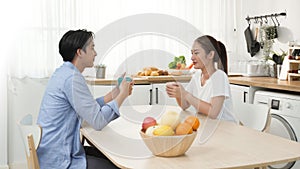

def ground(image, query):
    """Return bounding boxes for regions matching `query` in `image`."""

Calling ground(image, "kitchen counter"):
[229,76,300,93]
[86,75,192,85]
[86,75,300,93]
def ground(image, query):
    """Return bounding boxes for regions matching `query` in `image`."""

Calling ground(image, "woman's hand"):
[166,82,186,98]
[166,82,190,109]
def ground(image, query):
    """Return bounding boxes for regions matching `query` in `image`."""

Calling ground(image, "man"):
[37,29,133,169]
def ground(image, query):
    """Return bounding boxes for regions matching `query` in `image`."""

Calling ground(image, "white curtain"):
[9,0,235,78]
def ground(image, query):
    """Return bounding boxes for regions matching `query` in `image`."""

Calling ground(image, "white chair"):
[235,104,270,169]
[235,102,271,132]
[17,114,41,169]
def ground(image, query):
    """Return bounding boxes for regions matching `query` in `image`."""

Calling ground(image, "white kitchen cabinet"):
[151,83,189,106]
[230,84,250,118]
[88,85,114,98]
[127,83,177,106]
[123,84,152,106]
[230,84,250,104]
[125,83,189,106]
[88,82,189,106]
[152,84,176,106]
[88,84,152,106]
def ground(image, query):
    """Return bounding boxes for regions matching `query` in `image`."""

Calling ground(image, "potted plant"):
[260,26,277,58]
[267,49,287,78]
[265,26,278,40]
[94,64,106,68]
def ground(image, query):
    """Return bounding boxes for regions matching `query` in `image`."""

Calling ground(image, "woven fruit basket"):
[139,131,197,157]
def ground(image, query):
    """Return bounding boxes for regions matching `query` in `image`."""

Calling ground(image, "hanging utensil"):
[244,21,260,57]
[251,27,261,55]
[244,24,255,56]
[275,15,280,27]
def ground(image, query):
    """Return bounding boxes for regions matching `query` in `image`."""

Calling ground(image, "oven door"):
[267,113,297,169]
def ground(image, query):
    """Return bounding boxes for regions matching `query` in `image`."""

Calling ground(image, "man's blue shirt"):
[37,62,119,169]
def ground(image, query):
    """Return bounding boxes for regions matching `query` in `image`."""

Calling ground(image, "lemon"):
[153,125,174,136]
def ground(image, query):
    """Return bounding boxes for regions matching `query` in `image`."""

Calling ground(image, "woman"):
[166,35,237,122]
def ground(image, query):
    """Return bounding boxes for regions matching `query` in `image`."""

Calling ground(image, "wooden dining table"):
[80,105,300,169]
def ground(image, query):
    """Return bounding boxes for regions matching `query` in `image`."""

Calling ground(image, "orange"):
[184,116,200,131]
[175,123,193,135]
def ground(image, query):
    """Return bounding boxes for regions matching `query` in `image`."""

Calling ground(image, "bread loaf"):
[137,67,168,76]
[150,71,159,76]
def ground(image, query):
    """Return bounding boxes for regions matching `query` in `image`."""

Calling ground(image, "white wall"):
[230,0,300,73]
[5,0,300,167]
[0,48,8,169]
[7,78,47,167]
[238,0,300,41]
[1,1,12,168]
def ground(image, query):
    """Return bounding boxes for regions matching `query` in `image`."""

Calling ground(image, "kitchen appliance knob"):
[285,103,291,109]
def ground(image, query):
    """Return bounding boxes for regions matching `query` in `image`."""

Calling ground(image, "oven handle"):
[255,101,268,105]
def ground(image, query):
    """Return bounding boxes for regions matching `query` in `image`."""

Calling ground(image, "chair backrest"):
[235,103,271,132]
[17,114,41,169]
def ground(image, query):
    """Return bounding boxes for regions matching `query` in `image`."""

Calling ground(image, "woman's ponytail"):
[216,41,228,74]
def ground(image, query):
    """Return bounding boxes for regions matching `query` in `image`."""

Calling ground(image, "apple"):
[142,117,157,132]
[160,111,180,130]
[145,125,159,136]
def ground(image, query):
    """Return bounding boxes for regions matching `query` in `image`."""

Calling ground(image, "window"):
[10,0,234,78]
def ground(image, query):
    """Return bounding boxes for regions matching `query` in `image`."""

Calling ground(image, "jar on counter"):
[95,64,106,79]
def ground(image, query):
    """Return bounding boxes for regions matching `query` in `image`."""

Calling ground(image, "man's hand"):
[119,77,134,97]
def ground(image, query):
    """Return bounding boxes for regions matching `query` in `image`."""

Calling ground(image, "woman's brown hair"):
[195,35,228,74]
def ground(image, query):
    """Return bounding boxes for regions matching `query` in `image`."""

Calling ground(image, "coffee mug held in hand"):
[118,77,132,86]
[166,82,179,87]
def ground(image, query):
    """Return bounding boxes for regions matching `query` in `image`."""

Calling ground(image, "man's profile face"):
[81,38,97,68]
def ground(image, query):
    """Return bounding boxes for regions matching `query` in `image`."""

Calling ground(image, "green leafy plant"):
[260,26,276,58]
[168,56,186,69]
[265,26,278,40]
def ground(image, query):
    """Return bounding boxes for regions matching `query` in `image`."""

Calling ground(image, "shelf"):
[288,46,300,49]
[288,46,300,56]
[288,73,300,76]
[287,46,300,81]
[289,60,300,64]
[288,73,300,81]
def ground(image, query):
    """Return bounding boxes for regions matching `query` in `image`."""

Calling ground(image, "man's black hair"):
[59,29,94,62]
